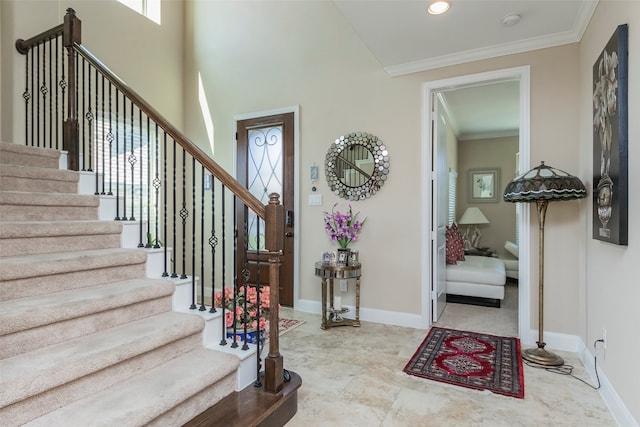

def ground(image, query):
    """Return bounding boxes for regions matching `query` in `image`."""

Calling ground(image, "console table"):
[314,261,361,329]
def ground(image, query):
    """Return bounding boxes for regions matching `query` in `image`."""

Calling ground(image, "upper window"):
[118,0,161,24]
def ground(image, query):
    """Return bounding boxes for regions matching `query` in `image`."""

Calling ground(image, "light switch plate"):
[308,194,322,206]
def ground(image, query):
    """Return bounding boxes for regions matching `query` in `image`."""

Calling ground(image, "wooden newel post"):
[63,8,81,171]
[264,193,284,394]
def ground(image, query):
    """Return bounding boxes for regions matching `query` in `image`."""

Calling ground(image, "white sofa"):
[500,241,519,280]
[445,255,506,307]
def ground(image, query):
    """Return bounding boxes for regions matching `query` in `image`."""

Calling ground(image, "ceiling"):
[333,0,598,139]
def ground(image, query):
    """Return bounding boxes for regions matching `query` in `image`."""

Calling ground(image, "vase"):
[336,247,350,266]
[226,327,266,346]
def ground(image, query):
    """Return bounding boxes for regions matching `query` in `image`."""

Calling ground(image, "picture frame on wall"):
[593,24,628,245]
[468,169,500,203]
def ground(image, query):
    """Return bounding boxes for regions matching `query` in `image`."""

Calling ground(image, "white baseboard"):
[525,329,581,352]
[579,341,639,427]
[295,299,426,329]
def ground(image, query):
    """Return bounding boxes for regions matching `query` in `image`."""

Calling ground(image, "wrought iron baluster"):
[254,217,263,387]
[242,204,250,351]
[31,48,35,146]
[153,123,161,249]
[190,157,197,310]
[220,184,228,346]
[162,132,169,277]
[107,82,114,196]
[199,165,206,311]
[114,90,122,220]
[23,49,31,146]
[140,111,147,248]
[81,57,85,169]
[100,76,106,194]
[171,139,178,278]
[128,101,136,221]
[47,38,53,148]
[55,37,59,149]
[180,148,187,280]
[231,195,239,349]
[209,177,218,313]
[36,43,40,147]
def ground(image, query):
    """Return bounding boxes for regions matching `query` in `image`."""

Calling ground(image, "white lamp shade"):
[459,207,489,225]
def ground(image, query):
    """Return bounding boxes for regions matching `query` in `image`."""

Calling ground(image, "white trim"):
[524,330,580,352]
[232,105,301,306]
[295,299,426,330]
[579,340,639,427]
[385,1,598,77]
[422,66,531,341]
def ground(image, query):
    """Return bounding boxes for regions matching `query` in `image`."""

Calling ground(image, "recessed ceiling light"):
[427,1,450,15]
[502,13,521,26]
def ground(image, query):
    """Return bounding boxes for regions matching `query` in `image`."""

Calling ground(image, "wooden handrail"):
[71,44,266,219]
[15,24,63,54]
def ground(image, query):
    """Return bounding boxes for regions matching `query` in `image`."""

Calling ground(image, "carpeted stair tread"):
[0,311,206,408]
[0,247,147,282]
[0,220,121,239]
[0,164,79,193]
[0,190,99,221]
[23,348,239,427]
[0,278,175,336]
[0,190,98,207]
[0,142,60,169]
[0,220,124,257]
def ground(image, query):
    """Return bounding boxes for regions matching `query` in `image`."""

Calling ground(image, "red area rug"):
[403,327,524,398]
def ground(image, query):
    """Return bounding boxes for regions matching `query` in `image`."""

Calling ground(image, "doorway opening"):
[421,66,531,340]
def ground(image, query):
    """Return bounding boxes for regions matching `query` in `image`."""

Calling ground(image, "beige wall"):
[184,0,585,334]
[579,0,640,421]
[0,0,184,143]
[457,136,518,252]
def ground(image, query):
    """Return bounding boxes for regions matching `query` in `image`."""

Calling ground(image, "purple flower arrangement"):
[323,203,366,249]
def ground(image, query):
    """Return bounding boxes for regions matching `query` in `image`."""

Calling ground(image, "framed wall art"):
[593,24,628,245]
[468,169,500,203]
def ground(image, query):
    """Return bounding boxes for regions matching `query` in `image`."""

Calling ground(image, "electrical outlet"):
[602,328,607,350]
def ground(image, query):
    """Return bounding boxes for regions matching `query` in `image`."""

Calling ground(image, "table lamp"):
[458,207,489,249]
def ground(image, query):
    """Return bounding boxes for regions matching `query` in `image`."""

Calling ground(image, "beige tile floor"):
[280,282,616,426]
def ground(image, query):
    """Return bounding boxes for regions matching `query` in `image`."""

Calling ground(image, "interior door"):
[236,112,295,306]
[432,95,448,322]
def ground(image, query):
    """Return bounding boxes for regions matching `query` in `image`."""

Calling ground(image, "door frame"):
[233,105,300,306]
[421,66,531,340]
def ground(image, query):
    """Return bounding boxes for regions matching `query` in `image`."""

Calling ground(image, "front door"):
[236,112,295,306]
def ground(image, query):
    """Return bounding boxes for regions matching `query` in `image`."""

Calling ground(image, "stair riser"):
[147,373,238,427]
[0,205,98,221]
[0,296,173,359]
[0,333,203,426]
[0,176,78,194]
[0,233,122,257]
[0,263,146,301]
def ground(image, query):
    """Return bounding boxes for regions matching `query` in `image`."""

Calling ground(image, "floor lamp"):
[503,161,586,366]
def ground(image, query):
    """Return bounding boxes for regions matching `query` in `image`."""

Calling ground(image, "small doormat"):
[279,317,305,336]
[403,327,524,398]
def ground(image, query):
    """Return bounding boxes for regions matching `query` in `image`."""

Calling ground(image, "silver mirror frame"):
[325,132,390,201]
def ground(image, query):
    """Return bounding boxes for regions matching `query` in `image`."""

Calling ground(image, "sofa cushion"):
[504,241,519,258]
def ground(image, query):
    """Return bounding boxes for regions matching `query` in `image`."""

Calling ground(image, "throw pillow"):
[451,223,465,262]
[445,225,464,265]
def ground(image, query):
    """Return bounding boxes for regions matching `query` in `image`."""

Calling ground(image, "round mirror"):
[325,132,390,200]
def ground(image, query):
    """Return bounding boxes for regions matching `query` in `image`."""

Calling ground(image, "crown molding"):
[386,1,598,77]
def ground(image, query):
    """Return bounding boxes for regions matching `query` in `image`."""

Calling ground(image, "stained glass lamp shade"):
[504,162,586,366]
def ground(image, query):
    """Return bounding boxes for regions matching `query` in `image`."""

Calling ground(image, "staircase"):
[0,142,240,426]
